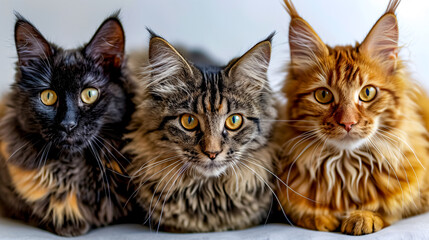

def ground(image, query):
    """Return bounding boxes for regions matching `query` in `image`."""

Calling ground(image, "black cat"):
[0,13,135,236]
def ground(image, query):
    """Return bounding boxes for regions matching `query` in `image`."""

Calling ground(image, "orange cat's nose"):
[339,121,357,132]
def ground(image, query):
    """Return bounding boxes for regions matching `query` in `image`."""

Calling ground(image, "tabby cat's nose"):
[339,122,356,132]
[203,150,221,160]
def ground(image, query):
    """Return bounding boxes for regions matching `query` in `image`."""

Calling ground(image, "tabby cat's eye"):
[81,88,99,104]
[225,114,243,131]
[40,89,57,106]
[180,114,199,130]
[314,88,333,104]
[359,85,377,102]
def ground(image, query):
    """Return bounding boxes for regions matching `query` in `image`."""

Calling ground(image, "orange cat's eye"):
[225,114,243,131]
[314,88,333,104]
[359,85,377,102]
[180,114,199,130]
[40,89,57,106]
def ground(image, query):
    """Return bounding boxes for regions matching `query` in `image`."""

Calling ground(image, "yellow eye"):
[40,89,57,106]
[359,85,377,102]
[180,114,199,130]
[81,88,99,104]
[314,88,333,104]
[225,114,243,131]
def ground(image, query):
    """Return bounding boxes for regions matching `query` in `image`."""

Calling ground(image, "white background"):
[0,0,428,93]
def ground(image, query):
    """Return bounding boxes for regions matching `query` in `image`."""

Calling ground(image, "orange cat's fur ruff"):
[276,0,429,235]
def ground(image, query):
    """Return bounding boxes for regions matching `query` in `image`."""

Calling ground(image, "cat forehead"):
[54,50,86,67]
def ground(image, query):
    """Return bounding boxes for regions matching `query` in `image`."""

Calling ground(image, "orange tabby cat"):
[276,0,429,235]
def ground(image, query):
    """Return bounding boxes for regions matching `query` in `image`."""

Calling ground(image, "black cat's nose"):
[203,150,221,160]
[60,121,77,133]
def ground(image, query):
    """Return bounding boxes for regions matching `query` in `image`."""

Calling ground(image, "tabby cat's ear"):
[226,33,273,93]
[15,15,52,66]
[84,17,125,69]
[283,0,328,71]
[359,0,400,73]
[147,32,194,97]
[148,33,193,78]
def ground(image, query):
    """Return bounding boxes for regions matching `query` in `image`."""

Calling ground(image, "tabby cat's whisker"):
[237,161,293,227]
[156,163,190,233]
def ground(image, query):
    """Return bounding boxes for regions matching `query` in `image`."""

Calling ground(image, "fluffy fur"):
[276,0,429,235]
[0,14,135,236]
[124,32,277,232]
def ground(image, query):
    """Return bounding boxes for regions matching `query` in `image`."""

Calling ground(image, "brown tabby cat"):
[276,0,429,235]
[124,31,277,232]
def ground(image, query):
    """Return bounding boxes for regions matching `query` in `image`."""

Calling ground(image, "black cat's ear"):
[84,16,125,68]
[147,30,194,97]
[14,15,52,66]
[226,33,273,93]
[359,0,400,73]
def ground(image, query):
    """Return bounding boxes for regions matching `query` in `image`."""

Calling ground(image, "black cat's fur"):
[0,14,135,236]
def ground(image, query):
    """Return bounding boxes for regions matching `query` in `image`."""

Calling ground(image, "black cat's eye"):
[81,88,99,104]
[40,89,57,106]
[180,114,199,130]
[314,88,333,104]
[359,85,377,102]
[225,114,243,131]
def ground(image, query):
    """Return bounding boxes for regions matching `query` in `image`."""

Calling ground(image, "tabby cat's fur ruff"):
[124,32,277,232]
[276,0,429,235]
[0,15,135,236]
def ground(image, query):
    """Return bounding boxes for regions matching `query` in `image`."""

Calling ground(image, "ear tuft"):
[359,0,400,73]
[14,15,52,66]
[84,17,125,68]
[146,34,194,97]
[227,35,272,94]
[289,18,328,71]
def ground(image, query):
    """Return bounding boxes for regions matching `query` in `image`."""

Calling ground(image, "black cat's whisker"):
[96,136,130,163]
[88,140,112,211]
[237,161,293,227]
[93,137,128,177]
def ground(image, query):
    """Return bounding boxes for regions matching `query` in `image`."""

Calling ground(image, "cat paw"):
[341,210,384,235]
[296,214,339,232]
[51,220,90,237]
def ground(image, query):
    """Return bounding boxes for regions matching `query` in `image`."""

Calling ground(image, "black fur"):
[0,14,136,236]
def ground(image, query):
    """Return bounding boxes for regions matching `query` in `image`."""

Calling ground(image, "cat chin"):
[327,137,367,151]
[193,163,229,177]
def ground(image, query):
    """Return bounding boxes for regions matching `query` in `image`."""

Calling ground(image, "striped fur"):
[124,33,277,232]
[276,0,429,235]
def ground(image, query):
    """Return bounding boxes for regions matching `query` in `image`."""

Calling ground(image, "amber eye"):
[359,85,377,102]
[180,114,199,130]
[314,88,333,104]
[40,90,57,106]
[81,88,99,104]
[225,114,243,131]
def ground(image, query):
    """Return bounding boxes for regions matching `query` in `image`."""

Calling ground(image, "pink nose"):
[340,122,357,132]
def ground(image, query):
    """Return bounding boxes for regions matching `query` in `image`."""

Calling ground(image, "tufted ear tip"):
[84,17,125,68]
[14,16,52,66]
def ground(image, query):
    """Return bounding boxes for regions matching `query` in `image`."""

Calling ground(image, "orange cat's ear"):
[283,0,328,72]
[359,0,400,73]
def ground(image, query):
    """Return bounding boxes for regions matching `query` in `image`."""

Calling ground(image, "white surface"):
[1,212,429,240]
[0,0,429,239]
